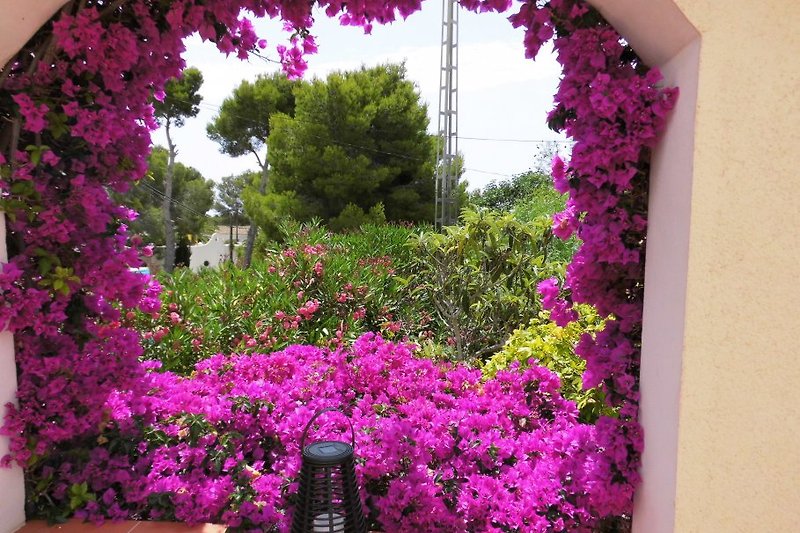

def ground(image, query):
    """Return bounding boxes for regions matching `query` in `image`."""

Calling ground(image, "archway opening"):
[0,1,696,530]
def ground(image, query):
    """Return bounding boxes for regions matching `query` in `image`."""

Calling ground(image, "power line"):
[164,94,556,180]
[136,186,199,228]
[137,180,209,219]
[466,168,516,179]
[459,136,574,144]
[200,99,569,146]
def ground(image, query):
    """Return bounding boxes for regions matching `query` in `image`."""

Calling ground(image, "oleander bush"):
[137,213,578,373]
[132,221,431,374]
[402,208,567,362]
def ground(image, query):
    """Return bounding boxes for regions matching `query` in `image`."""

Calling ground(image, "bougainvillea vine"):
[0,0,675,528]
[513,0,678,514]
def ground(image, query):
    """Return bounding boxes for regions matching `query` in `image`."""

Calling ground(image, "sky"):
[151,1,567,192]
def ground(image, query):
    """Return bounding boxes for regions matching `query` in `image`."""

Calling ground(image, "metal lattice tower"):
[434,0,459,229]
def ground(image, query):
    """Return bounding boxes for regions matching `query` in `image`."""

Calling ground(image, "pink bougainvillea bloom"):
[12,93,49,133]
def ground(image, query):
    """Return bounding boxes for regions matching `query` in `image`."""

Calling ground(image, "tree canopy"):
[215,171,253,226]
[153,67,204,128]
[266,63,436,229]
[207,72,300,264]
[122,146,214,247]
[207,72,298,165]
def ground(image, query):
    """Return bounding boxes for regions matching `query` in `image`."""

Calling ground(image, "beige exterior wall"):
[592,0,800,531]
[0,0,69,66]
[669,1,800,530]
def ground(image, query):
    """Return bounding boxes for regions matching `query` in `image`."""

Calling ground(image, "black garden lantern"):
[292,408,367,533]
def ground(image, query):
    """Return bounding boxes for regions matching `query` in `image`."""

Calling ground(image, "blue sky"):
[152,1,566,191]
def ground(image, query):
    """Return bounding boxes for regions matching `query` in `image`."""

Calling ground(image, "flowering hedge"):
[35,334,615,531]
[134,222,438,373]
[0,0,676,528]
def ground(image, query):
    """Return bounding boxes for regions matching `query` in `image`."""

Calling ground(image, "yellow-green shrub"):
[482,305,612,423]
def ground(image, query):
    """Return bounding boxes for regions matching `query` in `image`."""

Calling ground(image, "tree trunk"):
[229,223,234,263]
[242,148,268,268]
[162,122,176,273]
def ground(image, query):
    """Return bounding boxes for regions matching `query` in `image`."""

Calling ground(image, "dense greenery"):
[207,73,300,265]
[267,63,436,228]
[403,208,567,361]
[483,306,610,423]
[134,221,428,373]
[137,208,579,373]
[121,146,214,248]
[470,170,576,263]
[215,171,253,227]
[471,170,564,219]
[153,67,204,272]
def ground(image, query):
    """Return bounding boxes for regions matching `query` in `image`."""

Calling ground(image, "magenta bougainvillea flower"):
[0,0,676,528]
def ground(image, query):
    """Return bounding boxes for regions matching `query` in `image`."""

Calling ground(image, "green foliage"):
[68,482,96,512]
[329,203,387,232]
[153,67,203,127]
[215,172,253,226]
[242,188,305,242]
[133,221,429,374]
[470,170,576,263]
[207,73,301,266]
[120,146,214,245]
[267,63,436,226]
[206,73,299,159]
[482,307,612,423]
[402,208,566,362]
[471,171,562,216]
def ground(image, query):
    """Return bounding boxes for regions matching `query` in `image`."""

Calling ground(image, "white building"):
[189,226,249,270]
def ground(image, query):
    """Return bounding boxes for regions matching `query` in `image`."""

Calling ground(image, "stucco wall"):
[635,36,700,533]
[0,1,68,64]
[593,0,800,531]
[669,1,800,530]
[189,232,236,271]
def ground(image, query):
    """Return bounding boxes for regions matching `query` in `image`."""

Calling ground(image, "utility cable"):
[160,94,561,180]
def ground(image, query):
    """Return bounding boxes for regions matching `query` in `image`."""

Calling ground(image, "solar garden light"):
[292,407,367,533]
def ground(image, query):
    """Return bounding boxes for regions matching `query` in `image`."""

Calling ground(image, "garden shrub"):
[133,221,430,373]
[402,208,565,362]
[469,170,577,264]
[483,306,610,423]
[470,170,564,223]
[328,203,387,232]
[27,334,620,531]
